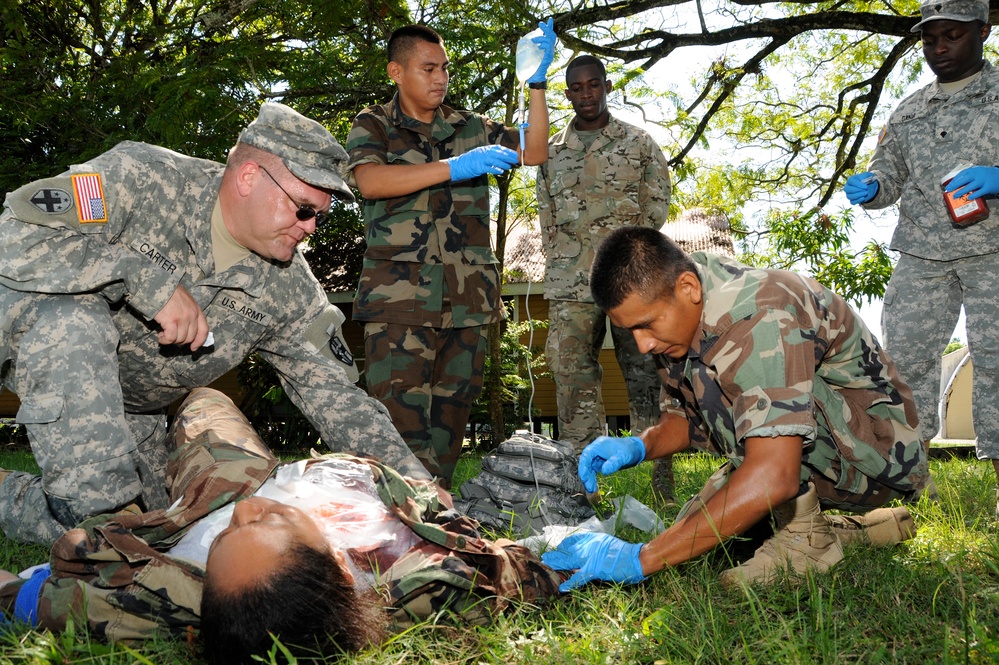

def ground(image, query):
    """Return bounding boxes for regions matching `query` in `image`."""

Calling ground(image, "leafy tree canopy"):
[3,0,983,302]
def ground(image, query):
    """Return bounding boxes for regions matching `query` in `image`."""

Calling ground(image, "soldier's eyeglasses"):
[258,165,329,227]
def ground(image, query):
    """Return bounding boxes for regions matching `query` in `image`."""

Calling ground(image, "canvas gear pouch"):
[454,431,595,534]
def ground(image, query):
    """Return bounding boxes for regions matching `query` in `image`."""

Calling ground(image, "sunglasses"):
[258,165,330,227]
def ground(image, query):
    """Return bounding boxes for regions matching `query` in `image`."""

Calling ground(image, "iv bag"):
[515,28,545,82]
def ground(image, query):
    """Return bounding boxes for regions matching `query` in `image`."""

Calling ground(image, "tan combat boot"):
[719,482,843,586]
[825,506,916,546]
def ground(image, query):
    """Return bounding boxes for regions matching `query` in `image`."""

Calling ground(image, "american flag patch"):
[71,173,107,224]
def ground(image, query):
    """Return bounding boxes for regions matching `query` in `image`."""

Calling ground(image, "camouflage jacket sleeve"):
[656,353,717,453]
[863,95,914,211]
[639,131,672,228]
[344,96,519,182]
[0,142,215,319]
[536,159,554,257]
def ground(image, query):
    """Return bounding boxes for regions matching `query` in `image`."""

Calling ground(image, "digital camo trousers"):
[363,321,487,488]
[0,290,170,546]
[545,300,662,451]
[882,252,999,460]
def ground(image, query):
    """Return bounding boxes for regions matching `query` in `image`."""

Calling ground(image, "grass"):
[1,449,998,664]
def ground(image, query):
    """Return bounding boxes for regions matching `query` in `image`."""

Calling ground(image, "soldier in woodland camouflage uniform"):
[0,102,431,547]
[0,388,562,661]
[844,0,999,514]
[344,22,556,487]
[537,55,676,500]
[542,228,929,590]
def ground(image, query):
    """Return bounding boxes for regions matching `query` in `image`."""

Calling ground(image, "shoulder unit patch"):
[29,188,73,214]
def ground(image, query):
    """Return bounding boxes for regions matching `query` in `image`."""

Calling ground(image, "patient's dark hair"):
[590,226,699,311]
[200,542,387,664]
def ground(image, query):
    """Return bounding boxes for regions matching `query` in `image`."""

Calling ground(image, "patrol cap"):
[238,102,355,202]
[911,0,990,32]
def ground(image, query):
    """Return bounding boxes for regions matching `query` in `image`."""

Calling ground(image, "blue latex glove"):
[945,165,999,200]
[577,435,646,493]
[445,145,519,182]
[541,532,645,592]
[526,18,556,84]
[843,172,879,205]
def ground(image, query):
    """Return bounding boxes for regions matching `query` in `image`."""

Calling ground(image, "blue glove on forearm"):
[577,435,646,493]
[843,172,879,205]
[541,532,645,592]
[445,145,519,182]
[945,165,999,200]
[526,18,556,84]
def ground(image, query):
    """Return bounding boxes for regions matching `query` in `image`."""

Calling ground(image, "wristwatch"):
[528,81,547,90]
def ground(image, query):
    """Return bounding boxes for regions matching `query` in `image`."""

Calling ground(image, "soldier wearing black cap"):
[0,101,432,546]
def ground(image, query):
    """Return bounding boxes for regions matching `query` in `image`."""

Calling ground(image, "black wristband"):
[528,81,547,90]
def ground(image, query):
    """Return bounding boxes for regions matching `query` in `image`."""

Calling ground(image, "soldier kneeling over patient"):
[543,227,930,590]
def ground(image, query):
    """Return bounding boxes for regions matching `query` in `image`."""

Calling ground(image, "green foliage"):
[0,420,28,449]
[741,207,895,307]
[0,0,411,194]
[944,338,967,355]
[235,353,321,452]
[300,200,367,289]
[705,25,921,206]
[469,314,548,448]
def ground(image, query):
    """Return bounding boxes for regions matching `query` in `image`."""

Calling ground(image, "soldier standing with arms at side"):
[844,0,999,513]
[344,21,556,487]
[537,55,676,501]
[0,102,431,546]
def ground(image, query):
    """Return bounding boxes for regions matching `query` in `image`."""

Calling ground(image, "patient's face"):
[205,496,329,591]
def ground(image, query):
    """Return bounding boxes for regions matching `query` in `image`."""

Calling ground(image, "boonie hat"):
[911,0,990,32]
[238,102,355,202]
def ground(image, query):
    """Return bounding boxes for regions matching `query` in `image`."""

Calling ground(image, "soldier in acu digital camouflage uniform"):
[344,22,556,487]
[0,388,562,664]
[0,102,431,547]
[537,55,676,501]
[541,228,930,589]
[844,0,999,515]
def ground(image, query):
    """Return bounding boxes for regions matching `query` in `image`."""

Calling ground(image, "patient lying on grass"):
[0,388,563,664]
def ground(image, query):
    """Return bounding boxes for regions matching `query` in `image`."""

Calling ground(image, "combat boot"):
[719,482,843,587]
[825,506,916,546]
[651,455,676,506]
